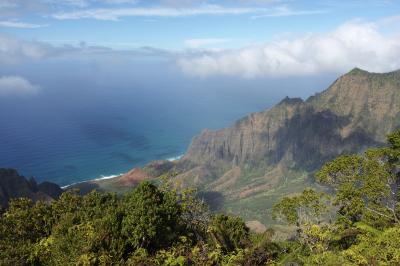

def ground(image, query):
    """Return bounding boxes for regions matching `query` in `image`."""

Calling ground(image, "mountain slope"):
[83,68,400,226]
[163,68,400,224]
[184,68,400,167]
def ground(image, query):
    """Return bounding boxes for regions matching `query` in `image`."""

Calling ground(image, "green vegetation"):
[0,178,275,265]
[272,129,400,265]
[1,130,399,265]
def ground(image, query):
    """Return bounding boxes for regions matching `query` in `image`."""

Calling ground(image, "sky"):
[0,0,399,95]
[0,0,399,182]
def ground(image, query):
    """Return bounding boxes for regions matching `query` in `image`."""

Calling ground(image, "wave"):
[166,154,184,162]
[62,154,185,189]
[61,173,123,189]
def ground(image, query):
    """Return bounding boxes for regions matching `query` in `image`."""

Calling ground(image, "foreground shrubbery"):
[0,176,278,265]
[0,130,399,265]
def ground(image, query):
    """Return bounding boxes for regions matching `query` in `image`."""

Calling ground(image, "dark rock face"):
[153,68,400,223]
[37,182,64,199]
[183,69,400,172]
[0,168,63,208]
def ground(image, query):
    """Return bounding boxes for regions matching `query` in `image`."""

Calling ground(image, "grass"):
[222,169,312,226]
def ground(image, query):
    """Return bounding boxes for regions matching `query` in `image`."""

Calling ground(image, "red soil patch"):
[118,168,150,187]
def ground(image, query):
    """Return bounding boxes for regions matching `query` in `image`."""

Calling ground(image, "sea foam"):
[62,154,184,189]
[167,155,184,162]
[61,173,122,189]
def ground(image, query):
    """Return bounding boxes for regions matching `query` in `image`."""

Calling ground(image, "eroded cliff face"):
[184,97,304,167]
[163,68,400,224]
[184,68,400,171]
[98,68,400,225]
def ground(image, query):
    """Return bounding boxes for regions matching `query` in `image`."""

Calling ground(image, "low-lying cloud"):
[0,34,52,64]
[0,76,40,96]
[1,19,399,79]
[178,20,400,78]
[0,33,126,64]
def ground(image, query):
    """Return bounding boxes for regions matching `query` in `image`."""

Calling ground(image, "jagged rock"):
[0,168,63,208]
[37,182,64,199]
[164,68,400,223]
[183,69,400,171]
[93,68,400,225]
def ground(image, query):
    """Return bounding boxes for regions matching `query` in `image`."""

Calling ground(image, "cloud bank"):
[0,34,54,64]
[1,19,399,79]
[178,21,400,78]
[0,76,40,96]
[0,20,48,28]
[0,32,177,65]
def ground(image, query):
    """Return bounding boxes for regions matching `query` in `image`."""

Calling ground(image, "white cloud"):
[184,38,229,49]
[0,20,48,28]
[58,0,89,7]
[0,33,53,64]
[251,5,327,19]
[51,4,325,21]
[0,32,176,65]
[0,76,40,96]
[178,20,400,78]
[44,0,138,7]
[0,0,323,20]
[52,5,264,20]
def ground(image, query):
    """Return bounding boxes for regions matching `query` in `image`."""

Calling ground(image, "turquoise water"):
[0,61,335,186]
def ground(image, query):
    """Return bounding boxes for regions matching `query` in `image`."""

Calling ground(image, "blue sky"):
[0,0,399,49]
[1,0,400,181]
[0,0,399,95]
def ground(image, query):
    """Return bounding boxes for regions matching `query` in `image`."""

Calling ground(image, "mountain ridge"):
[11,67,398,227]
[145,67,400,224]
[184,67,400,165]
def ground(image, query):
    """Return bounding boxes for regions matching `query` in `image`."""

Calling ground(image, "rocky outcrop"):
[157,68,400,224]
[0,168,63,208]
[76,68,399,225]
[183,68,400,172]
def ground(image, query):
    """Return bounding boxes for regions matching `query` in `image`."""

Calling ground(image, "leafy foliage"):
[1,130,399,265]
[0,179,257,265]
[273,129,400,265]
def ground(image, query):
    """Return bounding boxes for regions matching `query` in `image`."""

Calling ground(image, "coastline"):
[61,154,184,189]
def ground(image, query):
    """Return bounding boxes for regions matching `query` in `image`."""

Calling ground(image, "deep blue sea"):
[0,59,336,186]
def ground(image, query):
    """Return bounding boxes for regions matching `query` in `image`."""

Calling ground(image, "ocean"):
[0,60,335,186]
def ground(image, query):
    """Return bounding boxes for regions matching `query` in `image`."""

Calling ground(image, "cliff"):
[162,68,400,224]
[0,168,63,208]
[74,68,400,226]
[184,69,400,167]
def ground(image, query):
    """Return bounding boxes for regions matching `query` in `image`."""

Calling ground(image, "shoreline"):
[61,154,184,189]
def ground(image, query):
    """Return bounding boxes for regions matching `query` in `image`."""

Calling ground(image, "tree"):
[122,181,183,252]
[208,214,250,252]
[0,198,53,265]
[273,130,400,265]
[316,130,400,229]
[272,188,329,227]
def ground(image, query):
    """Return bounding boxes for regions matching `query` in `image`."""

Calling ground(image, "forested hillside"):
[1,130,399,265]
